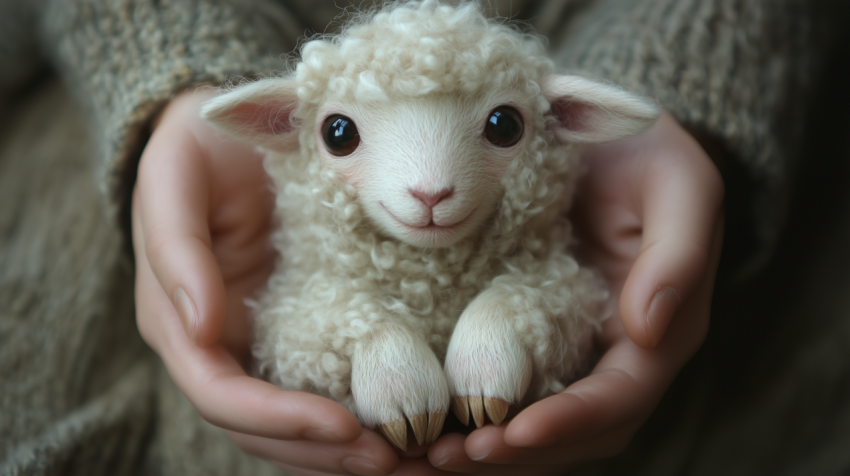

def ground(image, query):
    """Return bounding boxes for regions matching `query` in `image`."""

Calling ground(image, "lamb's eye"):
[484,106,523,147]
[322,114,361,156]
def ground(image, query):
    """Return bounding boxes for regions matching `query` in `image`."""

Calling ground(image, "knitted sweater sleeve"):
[28,0,302,231]
[532,0,848,271]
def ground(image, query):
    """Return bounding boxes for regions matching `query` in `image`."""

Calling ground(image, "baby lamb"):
[200,0,659,451]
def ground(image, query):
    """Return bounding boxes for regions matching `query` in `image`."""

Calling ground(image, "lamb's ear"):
[542,75,660,144]
[200,78,300,152]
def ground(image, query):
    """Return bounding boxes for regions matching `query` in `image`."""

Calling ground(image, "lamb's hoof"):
[484,397,510,425]
[452,396,510,427]
[425,411,446,444]
[451,396,469,426]
[409,414,427,446]
[379,411,447,451]
[379,419,407,451]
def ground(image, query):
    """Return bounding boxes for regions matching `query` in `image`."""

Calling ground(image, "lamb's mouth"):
[380,203,476,231]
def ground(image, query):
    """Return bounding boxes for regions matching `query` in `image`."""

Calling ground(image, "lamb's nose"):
[410,187,453,208]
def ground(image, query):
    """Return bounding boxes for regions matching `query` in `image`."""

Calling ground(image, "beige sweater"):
[0,1,847,474]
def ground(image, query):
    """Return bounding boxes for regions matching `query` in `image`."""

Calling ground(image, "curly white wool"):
[295,1,552,103]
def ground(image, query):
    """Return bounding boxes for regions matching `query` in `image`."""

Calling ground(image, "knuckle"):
[193,402,223,428]
[135,318,156,348]
[144,232,204,283]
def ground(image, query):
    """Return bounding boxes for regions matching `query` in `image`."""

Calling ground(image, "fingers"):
[449,346,672,468]
[134,215,362,443]
[231,430,398,476]
[498,218,723,454]
[428,432,572,474]
[502,346,662,450]
[620,114,724,348]
[135,99,227,346]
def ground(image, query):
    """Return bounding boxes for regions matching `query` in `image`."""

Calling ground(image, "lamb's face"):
[314,94,531,248]
[201,76,659,249]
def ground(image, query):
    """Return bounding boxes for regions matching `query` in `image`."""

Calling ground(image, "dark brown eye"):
[322,114,361,156]
[484,106,523,147]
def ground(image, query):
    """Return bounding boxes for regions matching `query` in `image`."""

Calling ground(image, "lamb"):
[200,0,659,451]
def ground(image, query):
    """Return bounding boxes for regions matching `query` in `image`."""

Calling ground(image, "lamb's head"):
[201,0,659,248]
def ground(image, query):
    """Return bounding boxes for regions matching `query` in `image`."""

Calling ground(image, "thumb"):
[620,134,723,348]
[135,113,226,346]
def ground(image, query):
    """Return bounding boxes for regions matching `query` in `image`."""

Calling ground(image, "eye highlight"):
[484,106,523,147]
[322,114,361,156]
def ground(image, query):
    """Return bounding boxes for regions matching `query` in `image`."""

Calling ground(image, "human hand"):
[132,90,407,475]
[134,94,721,475]
[417,111,724,474]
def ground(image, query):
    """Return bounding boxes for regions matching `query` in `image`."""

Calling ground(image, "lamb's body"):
[201,0,659,450]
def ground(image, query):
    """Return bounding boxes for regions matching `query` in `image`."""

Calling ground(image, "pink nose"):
[409,187,453,208]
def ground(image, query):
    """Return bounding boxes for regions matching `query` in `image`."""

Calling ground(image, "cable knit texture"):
[36,0,301,227]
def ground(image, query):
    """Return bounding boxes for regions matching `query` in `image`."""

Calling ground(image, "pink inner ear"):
[550,100,594,132]
[229,102,294,135]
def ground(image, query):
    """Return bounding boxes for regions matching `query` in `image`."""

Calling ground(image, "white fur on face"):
[316,94,529,248]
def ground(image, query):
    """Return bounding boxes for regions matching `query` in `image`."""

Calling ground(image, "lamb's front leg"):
[352,324,449,450]
[444,288,532,428]
[444,257,605,427]
[253,277,449,450]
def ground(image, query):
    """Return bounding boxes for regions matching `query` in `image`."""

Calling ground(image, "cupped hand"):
[134,95,722,476]
[132,90,403,475]
[418,111,724,474]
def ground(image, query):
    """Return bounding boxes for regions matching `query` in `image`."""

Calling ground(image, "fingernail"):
[469,448,496,461]
[433,455,477,473]
[430,447,451,467]
[341,457,387,476]
[646,287,680,347]
[303,427,347,443]
[173,288,198,343]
